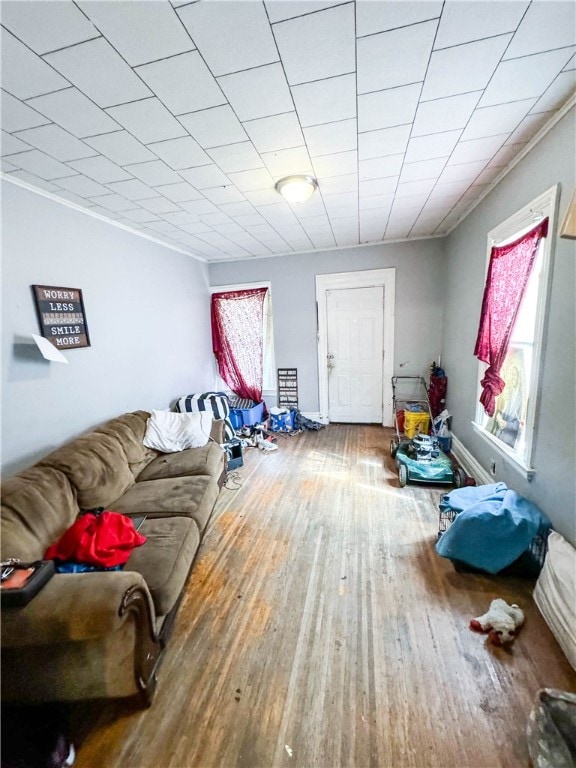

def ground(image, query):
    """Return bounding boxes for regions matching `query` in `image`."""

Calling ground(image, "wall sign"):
[31,285,90,350]
[277,368,298,409]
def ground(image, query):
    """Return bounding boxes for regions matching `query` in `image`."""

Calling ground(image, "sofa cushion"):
[1,466,79,560]
[93,411,157,478]
[111,475,219,533]
[125,517,200,617]
[136,441,224,482]
[38,431,135,509]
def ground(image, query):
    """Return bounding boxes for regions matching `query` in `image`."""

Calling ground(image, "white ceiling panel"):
[44,38,152,108]
[106,98,187,144]
[358,83,421,132]
[1,28,69,100]
[78,1,193,66]
[13,124,96,162]
[136,51,226,116]
[421,35,512,101]
[218,63,293,122]
[291,74,356,128]
[304,119,357,157]
[1,1,98,55]
[178,1,278,76]
[357,21,437,93]
[245,112,304,153]
[148,137,210,171]
[1,0,574,262]
[434,1,527,50]
[412,92,481,137]
[180,105,248,149]
[272,4,355,86]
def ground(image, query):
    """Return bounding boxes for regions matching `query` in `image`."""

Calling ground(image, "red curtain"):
[474,218,548,416]
[211,288,267,403]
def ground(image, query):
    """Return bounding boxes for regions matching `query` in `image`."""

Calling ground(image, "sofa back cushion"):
[1,466,79,560]
[93,411,157,478]
[38,431,134,509]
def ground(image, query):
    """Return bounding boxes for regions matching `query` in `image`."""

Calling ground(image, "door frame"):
[316,268,395,426]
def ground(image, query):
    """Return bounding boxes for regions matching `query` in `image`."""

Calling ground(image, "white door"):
[326,286,384,423]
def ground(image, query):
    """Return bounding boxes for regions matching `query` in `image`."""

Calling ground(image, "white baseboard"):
[451,434,493,485]
[301,412,324,423]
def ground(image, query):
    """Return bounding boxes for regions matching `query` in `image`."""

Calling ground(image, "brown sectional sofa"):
[1,410,225,707]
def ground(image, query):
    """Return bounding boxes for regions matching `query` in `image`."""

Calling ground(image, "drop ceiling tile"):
[309,233,336,248]
[400,157,448,183]
[88,193,135,212]
[155,182,204,202]
[148,137,210,171]
[138,197,182,214]
[323,191,357,210]
[180,105,247,149]
[178,1,278,76]
[1,29,69,100]
[356,1,442,37]
[487,143,526,169]
[244,189,282,206]
[405,130,461,163]
[437,160,486,184]
[226,168,275,192]
[412,92,481,137]
[272,4,355,86]
[395,179,436,198]
[261,146,313,178]
[179,199,220,216]
[202,186,246,205]
[2,159,18,172]
[106,98,187,145]
[359,177,397,197]
[67,156,132,183]
[124,160,181,186]
[1,91,50,133]
[13,124,96,161]
[44,38,152,109]
[122,208,160,224]
[1,131,31,155]
[146,220,179,234]
[162,210,202,225]
[504,1,576,59]
[434,1,527,50]
[106,179,156,201]
[391,194,429,211]
[244,112,304,153]
[448,134,507,164]
[218,63,293,122]
[5,148,74,179]
[85,131,155,165]
[220,201,258,217]
[358,125,411,160]
[480,48,576,107]
[57,174,110,197]
[304,119,356,157]
[505,112,553,145]
[531,70,576,113]
[318,174,358,195]
[56,190,96,208]
[27,88,121,139]
[461,100,535,141]
[357,21,437,94]
[77,1,193,66]
[291,73,356,128]
[312,150,357,178]
[136,51,226,116]
[1,1,98,55]
[179,222,213,235]
[291,201,326,219]
[358,84,421,133]
[428,179,470,199]
[5,169,62,192]
[421,35,512,101]
[178,165,228,190]
[199,212,236,226]
[210,221,245,234]
[207,142,264,173]
[358,154,403,181]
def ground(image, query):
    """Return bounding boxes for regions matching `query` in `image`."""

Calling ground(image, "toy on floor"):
[470,598,525,645]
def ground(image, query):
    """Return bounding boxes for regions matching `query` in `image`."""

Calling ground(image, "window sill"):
[471,422,535,480]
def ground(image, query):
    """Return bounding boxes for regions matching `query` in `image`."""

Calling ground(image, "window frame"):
[471,184,560,479]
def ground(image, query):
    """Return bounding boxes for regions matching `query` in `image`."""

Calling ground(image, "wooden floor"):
[72,425,575,768]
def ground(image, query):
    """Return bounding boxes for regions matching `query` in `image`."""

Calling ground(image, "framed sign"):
[277,368,298,409]
[31,285,90,350]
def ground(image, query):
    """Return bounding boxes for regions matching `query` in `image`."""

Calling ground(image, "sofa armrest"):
[1,570,155,646]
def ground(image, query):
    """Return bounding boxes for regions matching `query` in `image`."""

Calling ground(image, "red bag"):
[45,511,146,568]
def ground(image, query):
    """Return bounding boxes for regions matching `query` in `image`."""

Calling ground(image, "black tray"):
[1,560,55,607]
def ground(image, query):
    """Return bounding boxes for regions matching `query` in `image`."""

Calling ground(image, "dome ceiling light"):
[275,175,318,204]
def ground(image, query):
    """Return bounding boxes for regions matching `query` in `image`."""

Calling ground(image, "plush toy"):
[470,598,525,645]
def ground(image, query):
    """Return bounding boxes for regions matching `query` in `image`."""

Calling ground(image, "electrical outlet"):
[490,460,496,475]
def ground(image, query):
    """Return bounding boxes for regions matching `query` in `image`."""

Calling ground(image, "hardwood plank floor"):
[72,425,575,768]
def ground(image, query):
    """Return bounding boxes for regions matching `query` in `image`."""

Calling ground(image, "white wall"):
[441,108,576,544]
[1,181,214,476]
[209,239,446,413]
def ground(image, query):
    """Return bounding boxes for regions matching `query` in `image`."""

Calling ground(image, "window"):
[473,185,559,478]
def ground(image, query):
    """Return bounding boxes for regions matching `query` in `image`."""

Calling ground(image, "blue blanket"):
[436,484,550,573]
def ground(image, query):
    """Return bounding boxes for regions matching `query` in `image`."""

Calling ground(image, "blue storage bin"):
[229,401,264,428]
[270,410,295,432]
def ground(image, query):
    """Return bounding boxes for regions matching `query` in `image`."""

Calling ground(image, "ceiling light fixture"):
[275,175,318,204]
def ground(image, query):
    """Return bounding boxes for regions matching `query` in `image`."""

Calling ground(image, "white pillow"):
[143,410,213,453]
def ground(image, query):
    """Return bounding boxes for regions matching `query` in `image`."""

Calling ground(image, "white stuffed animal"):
[470,598,525,645]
